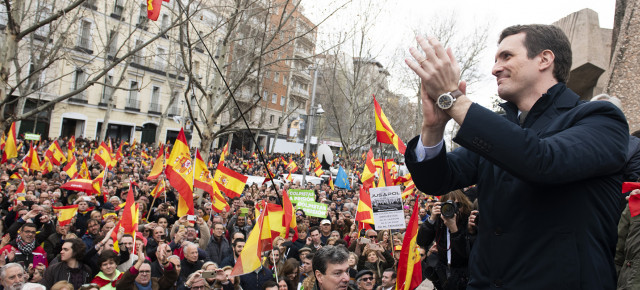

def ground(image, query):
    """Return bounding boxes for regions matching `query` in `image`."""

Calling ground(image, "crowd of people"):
[0,135,438,290]
[3,22,640,290]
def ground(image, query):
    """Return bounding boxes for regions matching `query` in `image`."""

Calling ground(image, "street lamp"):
[302,67,323,185]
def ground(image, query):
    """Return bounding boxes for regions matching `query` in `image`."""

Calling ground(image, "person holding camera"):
[416,190,472,290]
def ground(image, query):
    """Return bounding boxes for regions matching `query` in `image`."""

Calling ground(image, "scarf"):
[135,281,153,290]
[16,235,36,256]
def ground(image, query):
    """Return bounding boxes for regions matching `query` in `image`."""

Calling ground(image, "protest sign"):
[369,185,405,230]
[296,201,328,218]
[288,189,315,204]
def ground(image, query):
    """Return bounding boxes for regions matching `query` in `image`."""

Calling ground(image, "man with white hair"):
[0,263,25,290]
[179,242,204,285]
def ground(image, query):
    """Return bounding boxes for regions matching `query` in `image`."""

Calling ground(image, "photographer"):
[416,190,472,290]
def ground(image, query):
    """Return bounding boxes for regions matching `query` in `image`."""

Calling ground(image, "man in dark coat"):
[404,24,628,289]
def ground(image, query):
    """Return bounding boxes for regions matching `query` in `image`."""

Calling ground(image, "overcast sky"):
[303,0,616,105]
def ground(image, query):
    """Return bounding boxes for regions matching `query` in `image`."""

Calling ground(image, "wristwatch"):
[436,89,463,110]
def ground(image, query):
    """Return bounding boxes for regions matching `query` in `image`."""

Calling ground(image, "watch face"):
[437,94,454,109]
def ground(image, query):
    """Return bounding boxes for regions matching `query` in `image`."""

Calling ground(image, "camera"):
[441,200,458,218]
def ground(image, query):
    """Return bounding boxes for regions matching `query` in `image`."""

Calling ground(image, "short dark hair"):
[309,226,320,235]
[20,223,37,231]
[98,250,120,266]
[66,238,86,261]
[383,268,397,279]
[312,245,349,275]
[262,280,278,289]
[499,24,572,83]
[233,238,246,247]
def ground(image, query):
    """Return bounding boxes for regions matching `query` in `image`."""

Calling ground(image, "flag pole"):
[272,250,279,284]
[147,187,159,220]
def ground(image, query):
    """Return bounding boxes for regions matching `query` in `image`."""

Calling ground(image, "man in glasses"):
[356,269,375,290]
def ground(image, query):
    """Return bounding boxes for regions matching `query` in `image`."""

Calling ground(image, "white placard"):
[369,185,406,230]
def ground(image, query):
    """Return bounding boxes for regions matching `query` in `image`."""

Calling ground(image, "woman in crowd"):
[278,258,300,287]
[91,251,123,290]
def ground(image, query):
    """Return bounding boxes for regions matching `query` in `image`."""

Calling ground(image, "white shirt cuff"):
[414,135,444,162]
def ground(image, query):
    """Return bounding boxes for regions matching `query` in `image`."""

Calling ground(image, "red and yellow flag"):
[231,203,274,276]
[165,128,194,217]
[314,165,323,177]
[373,96,406,154]
[396,197,422,290]
[25,144,41,171]
[93,142,112,169]
[115,142,125,162]
[67,136,76,156]
[92,170,105,195]
[212,165,247,199]
[361,149,376,189]
[282,190,298,242]
[63,155,78,179]
[194,149,214,194]
[53,205,79,227]
[121,185,139,235]
[78,159,90,179]
[401,180,416,199]
[211,183,230,213]
[286,161,299,173]
[150,180,165,197]
[10,172,22,179]
[45,141,67,166]
[328,175,334,190]
[147,0,162,21]
[219,140,229,165]
[147,145,165,180]
[40,156,53,175]
[16,180,26,195]
[1,122,18,163]
[355,185,375,225]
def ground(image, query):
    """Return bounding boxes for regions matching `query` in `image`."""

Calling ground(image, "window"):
[78,20,92,49]
[161,14,170,31]
[36,5,51,36]
[169,91,180,115]
[101,75,113,103]
[280,96,285,106]
[275,72,279,83]
[113,0,124,16]
[138,5,148,28]
[28,61,45,90]
[132,39,143,64]
[269,115,274,124]
[278,117,282,124]
[155,47,166,70]
[128,81,139,108]
[73,69,86,91]
[151,86,160,104]
[107,30,118,56]
[283,75,287,86]
[271,93,277,104]
[263,91,268,102]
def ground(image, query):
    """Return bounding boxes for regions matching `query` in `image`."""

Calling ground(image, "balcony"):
[290,87,309,98]
[68,92,88,104]
[125,98,140,112]
[153,61,166,71]
[292,69,311,81]
[294,48,312,60]
[168,106,180,117]
[148,103,162,115]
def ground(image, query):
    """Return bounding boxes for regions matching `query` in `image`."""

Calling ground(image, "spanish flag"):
[53,205,79,227]
[121,185,139,235]
[165,128,194,217]
[16,180,26,195]
[45,140,66,166]
[211,183,230,213]
[40,156,53,175]
[401,179,416,199]
[396,197,422,290]
[150,180,165,197]
[194,149,214,194]
[282,190,298,241]
[328,175,334,190]
[286,161,299,173]
[361,149,376,189]
[92,170,105,195]
[314,165,323,177]
[231,202,274,276]
[115,142,124,162]
[78,159,90,179]
[1,122,18,163]
[63,155,78,179]
[10,172,22,179]
[147,145,165,180]
[355,185,375,225]
[286,172,293,182]
[67,136,76,156]
[141,151,150,160]
[373,95,406,154]
[212,165,247,199]
[93,142,112,169]
[25,144,41,171]
[219,140,229,165]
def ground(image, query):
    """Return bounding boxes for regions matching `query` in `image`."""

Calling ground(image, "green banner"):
[288,189,315,204]
[24,133,41,141]
[296,201,328,218]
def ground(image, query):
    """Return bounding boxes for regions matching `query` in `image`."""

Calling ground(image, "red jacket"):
[0,243,49,268]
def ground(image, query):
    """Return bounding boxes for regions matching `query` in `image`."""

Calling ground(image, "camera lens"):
[441,200,458,219]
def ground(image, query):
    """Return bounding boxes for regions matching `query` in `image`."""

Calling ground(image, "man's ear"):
[315,269,323,284]
[539,49,555,72]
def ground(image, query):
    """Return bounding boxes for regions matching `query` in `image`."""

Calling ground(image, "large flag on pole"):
[334,166,351,190]
[231,203,273,276]
[373,96,406,154]
[355,185,375,225]
[165,128,194,217]
[1,122,18,163]
[45,140,67,165]
[93,142,112,169]
[25,144,41,171]
[282,190,298,242]
[53,205,79,227]
[212,165,247,199]
[194,149,214,194]
[147,144,165,180]
[63,155,79,179]
[396,197,422,290]
[361,149,376,189]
